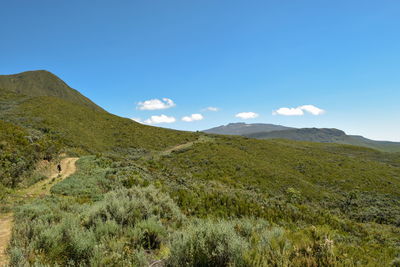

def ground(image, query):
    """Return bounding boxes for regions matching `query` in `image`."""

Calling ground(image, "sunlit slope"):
[8,95,198,152]
[0,70,198,153]
[150,136,400,200]
[0,70,103,112]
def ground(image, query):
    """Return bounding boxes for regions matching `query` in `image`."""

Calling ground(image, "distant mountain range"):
[203,122,293,135]
[204,123,400,152]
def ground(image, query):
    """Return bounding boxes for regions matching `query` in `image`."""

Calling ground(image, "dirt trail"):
[158,135,214,157]
[0,214,13,267]
[20,157,79,197]
[0,157,79,266]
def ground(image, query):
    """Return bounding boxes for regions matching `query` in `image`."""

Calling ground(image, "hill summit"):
[0,70,103,111]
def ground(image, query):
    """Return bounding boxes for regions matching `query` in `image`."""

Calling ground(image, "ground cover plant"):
[7,153,400,266]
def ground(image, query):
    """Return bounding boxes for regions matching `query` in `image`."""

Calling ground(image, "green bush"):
[244,227,292,267]
[83,185,184,228]
[167,219,248,267]
[132,218,167,250]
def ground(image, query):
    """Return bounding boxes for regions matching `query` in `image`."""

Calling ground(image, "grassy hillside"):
[0,71,198,190]
[0,73,198,154]
[0,70,103,111]
[246,128,400,153]
[2,70,400,265]
[141,136,400,218]
[12,95,198,152]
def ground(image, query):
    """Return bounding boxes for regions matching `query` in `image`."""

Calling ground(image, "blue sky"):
[1,0,399,141]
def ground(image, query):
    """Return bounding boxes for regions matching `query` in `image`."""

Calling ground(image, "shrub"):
[83,185,184,228]
[167,219,248,266]
[132,218,167,250]
[244,227,292,267]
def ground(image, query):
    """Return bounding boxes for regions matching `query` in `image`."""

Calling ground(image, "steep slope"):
[204,122,293,135]
[0,70,103,111]
[246,128,400,152]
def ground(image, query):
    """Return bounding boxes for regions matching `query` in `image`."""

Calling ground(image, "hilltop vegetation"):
[0,70,102,112]
[1,70,400,266]
[0,72,198,155]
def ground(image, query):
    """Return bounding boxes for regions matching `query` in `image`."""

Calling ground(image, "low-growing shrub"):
[133,218,167,250]
[167,219,248,266]
[83,185,185,228]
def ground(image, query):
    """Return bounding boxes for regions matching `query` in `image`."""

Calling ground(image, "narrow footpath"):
[0,157,79,266]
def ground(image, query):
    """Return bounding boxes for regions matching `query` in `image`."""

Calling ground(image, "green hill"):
[0,70,103,112]
[0,71,198,153]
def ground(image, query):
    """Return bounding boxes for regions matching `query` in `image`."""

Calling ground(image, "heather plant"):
[244,227,292,267]
[83,185,185,228]
[167,219,248,266]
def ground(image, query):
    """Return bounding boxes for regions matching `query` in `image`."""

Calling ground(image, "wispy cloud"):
[182,113,204,122]
[203,107,219,112]
[137,98,176,110]
[273,105,325,116]
[144,114,176,124]
[235,112,259,119]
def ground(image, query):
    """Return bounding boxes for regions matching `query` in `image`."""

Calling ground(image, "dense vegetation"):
[2,70,400,266]
[8,155,400,266]
[0,119,60,190]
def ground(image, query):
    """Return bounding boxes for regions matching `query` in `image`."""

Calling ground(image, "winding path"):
[0,157,79,266]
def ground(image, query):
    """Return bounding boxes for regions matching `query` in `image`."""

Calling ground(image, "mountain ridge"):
[203,122,293,135]
[204,123,400,152]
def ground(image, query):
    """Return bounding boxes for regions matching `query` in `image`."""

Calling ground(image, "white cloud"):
[273,105,325,116]
[137,98,176,110]
[144,114,176,124]
[204,107,219,112]
[131,118,142,123]
[299,105,325,115]
[273,107,304,116]
[182,113,204,122]
[235,112,259,119]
